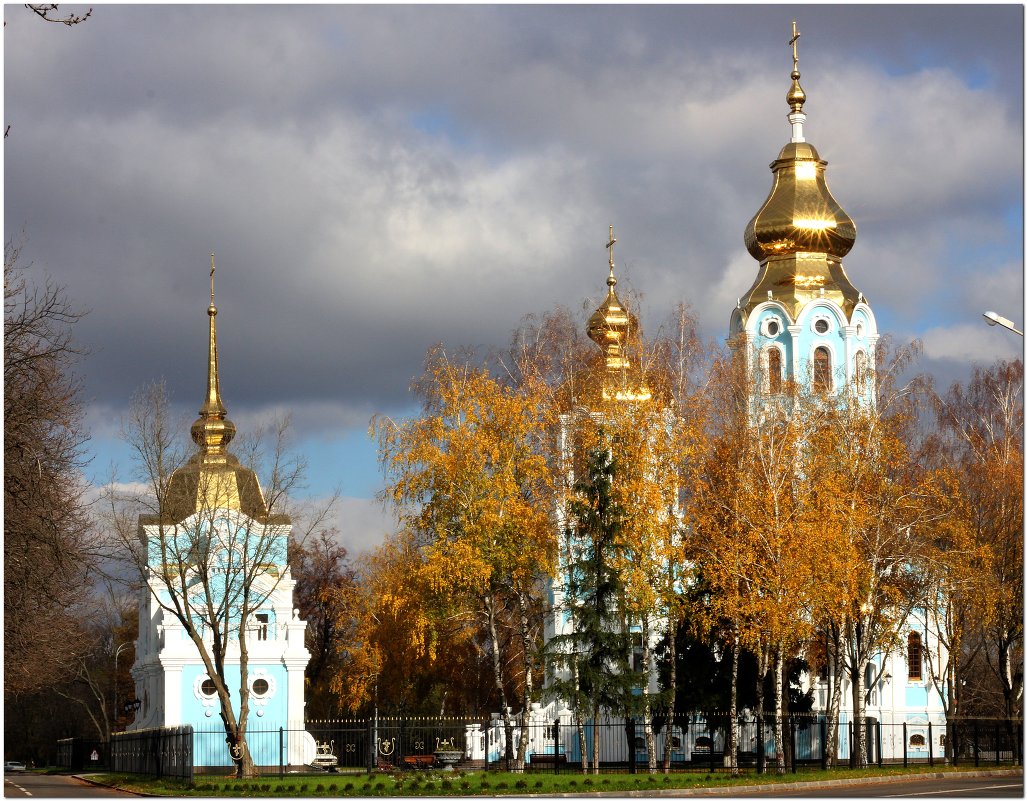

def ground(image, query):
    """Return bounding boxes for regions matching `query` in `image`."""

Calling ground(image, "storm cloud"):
[5,5,1022,552]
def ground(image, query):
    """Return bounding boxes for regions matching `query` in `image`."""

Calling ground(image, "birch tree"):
[930,359,1023,726]
[372,346,557,769]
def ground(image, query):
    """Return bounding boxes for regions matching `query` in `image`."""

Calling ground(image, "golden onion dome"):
[743,141,856,262]
[734,23,866,324]
[787,69,806,112]
[586,226,651,403]
[744,22,856,263]
[587,227,638,371]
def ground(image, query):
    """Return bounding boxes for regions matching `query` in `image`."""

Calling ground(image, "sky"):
[4,4,1023,558]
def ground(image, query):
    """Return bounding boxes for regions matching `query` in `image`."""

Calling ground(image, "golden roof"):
[586,226,651,402]
[738,22,863,322]
[145,256,280,526]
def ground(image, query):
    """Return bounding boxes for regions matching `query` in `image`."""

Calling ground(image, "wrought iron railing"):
[104,715,1024,777]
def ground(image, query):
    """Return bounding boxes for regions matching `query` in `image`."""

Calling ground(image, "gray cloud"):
[5,5,1022,514]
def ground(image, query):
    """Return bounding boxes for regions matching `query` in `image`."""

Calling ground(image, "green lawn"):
[84,764,1009,796]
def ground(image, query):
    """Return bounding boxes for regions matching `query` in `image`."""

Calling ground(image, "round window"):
[767,320,780,337]
[814,319,830,334]
[201,678,217,696]
[252,678,269,697]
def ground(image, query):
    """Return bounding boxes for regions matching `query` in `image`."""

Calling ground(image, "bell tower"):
[731,22,878,403]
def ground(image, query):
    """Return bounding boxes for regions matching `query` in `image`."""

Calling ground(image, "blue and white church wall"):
[732,298,878,405]
[129,509,313,765]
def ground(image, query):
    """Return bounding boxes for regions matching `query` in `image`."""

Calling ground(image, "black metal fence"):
[105,716,1023,778]
[56,737,108,771]
[110,725,194,780]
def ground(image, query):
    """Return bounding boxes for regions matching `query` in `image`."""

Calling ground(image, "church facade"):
[127,267,315,767]
[528,24,947,765]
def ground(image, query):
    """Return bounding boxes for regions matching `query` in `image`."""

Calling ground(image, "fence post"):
[928,721,934,767]
[790,717,797,774]
[996,722,1001,766]
[709,717,715,774]
[554,720,560,775]
[877,720,883,767]
[902,722,907,768]
[366,716,374,774]
[848,721,854,769]
[820,718,828,770]
[756,716,765,774]
[974,720,980,767]
[279,727,284,778]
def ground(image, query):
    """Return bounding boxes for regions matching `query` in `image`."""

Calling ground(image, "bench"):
[402,755,436,769]
[529,753,567,765]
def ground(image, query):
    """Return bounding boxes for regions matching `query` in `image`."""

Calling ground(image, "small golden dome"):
[787,70,806,112]
[587,225,638,369]
[586,226,651,403]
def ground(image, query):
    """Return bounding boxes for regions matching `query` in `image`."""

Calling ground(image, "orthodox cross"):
[210,252,216,303]
[789,20,801,72]
[606,224,617,284]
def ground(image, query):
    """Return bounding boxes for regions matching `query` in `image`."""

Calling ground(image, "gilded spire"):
[586,226,650,402]
[190,253,236,461]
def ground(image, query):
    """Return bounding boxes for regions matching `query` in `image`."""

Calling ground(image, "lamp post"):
[113,642,132,736]
[982,311,1024,336]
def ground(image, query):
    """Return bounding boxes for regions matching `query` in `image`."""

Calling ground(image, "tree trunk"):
[726,635,739,775]
[849,659,867,769]
[591,712,600,774]
[662,618,677,773]
[514,589,533,772]
[575,708,588,774]
[236,618,254,778]
[485,594,514,766]
[755,643,768,774]
[572,659,588,774]
[823,625,845,768]
[998,631,1023,721]
[773,645,785,774]
[641,616,657,773]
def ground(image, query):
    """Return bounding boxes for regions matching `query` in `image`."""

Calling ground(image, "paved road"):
[4,773,137,798]
[728,772,1023,797]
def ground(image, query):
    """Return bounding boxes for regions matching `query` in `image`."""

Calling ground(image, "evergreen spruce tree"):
[547,439,639,772]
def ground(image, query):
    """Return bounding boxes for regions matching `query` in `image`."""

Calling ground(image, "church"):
[126,263,317,768]
[731,24,947,760]
[496,23,947,766]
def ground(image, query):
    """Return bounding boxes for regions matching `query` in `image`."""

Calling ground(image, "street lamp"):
[113,642,133,734]
[982,311,1024,336]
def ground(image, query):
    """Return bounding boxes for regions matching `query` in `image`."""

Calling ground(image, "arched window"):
[767,348,782,394]
[813,346,831,393]
[909,734,926,747]
[907,632,922,681]
[854,350,868,392]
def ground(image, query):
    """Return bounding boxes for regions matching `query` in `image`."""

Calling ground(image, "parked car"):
[4,761,26,772]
